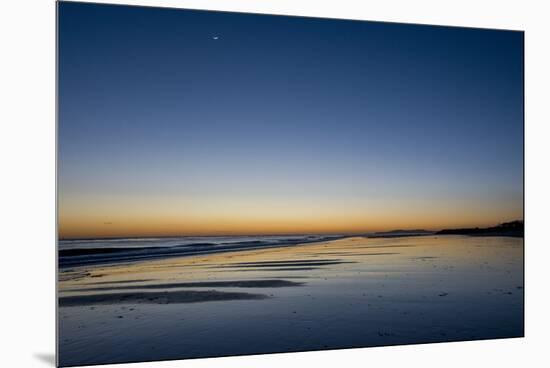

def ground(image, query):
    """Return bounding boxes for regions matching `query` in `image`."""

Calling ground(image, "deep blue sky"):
[58,2,523,237]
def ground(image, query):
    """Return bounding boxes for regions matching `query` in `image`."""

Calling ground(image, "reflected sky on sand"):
[59,235,523,366]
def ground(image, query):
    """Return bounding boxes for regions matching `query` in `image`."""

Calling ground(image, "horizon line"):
[58,219,523,241]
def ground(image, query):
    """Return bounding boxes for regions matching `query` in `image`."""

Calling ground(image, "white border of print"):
[1,1,548,368]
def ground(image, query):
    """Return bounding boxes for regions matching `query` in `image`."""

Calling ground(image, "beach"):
[58,235,523,366]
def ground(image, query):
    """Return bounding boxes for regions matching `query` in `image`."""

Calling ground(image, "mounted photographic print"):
[57,1,524,366]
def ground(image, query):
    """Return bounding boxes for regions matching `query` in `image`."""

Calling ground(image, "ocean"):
[58,235,344,268]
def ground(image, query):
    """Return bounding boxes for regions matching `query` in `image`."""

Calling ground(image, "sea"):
[58,234,344,268]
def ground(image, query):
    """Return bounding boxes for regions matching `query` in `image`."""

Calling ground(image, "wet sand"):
[58,235,523,366]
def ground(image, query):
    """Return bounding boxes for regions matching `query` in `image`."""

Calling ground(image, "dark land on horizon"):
[435,220,524,238]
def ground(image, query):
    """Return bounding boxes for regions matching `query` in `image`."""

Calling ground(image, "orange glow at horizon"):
[58,194,523,239]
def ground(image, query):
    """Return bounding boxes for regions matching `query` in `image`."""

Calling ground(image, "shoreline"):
[58,231,524,270]
[58,235,346,269]
[58,234,524,366]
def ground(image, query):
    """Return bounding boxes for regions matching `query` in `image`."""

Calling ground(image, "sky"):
[58,2,524,239]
